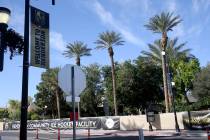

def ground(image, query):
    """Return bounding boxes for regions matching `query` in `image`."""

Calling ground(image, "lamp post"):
[0,7,11,72]
[20,1,55,139]
[171,82,180,133]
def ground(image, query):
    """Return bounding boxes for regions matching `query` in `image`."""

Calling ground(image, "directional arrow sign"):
[58,64,86,97]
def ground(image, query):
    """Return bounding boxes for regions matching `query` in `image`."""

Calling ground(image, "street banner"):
[3,117,120,130]
[30,6,49,69]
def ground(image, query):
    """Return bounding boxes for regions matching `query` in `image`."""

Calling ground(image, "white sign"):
[58,64,86,97]
[66,96,80,102]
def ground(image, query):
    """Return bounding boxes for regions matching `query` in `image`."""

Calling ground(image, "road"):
[0,130,207,140]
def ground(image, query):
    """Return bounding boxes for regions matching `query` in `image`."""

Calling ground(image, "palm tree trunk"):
[161,32,170,113]
[55,90,61,118]
[76,56,80,66]
[108,47,118,116]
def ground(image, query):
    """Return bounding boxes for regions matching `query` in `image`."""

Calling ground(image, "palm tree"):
[141,38,192,66]
[63,41,91,117]
[63,41,91,66]
[141,38,193,107]
[95,31,124,116]
[145,12,182,112]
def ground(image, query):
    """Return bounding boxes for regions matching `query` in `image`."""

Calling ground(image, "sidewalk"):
[35,129,185,137]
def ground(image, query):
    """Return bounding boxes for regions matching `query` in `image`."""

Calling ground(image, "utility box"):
[146,111,155,122]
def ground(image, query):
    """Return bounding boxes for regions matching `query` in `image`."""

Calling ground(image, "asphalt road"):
[0,131,207,140]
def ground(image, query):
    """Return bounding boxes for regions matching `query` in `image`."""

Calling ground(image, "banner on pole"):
[30,6,49,69]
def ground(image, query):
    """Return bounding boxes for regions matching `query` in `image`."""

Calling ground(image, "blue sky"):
[0,0,210,107]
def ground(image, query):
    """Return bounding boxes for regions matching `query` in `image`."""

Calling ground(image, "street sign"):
[58,64,86,96]
[66,96,80,102]
[58,64,86,140]
[30,6,49,69]
[74,65,86,96]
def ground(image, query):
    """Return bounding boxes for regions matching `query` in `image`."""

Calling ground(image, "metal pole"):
[172,87,180,132]
[0,23,8,72]
[138,128,144,140]
[20,0,30,139]
[71,66,76,140]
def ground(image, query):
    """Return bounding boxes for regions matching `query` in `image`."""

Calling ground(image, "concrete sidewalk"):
[32,129,186,137]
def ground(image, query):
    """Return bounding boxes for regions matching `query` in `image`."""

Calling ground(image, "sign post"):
[58,64,86,140]
[71,66,76,140]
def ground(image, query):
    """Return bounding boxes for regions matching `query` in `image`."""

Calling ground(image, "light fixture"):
[0,7,11,24]
[171,81,175,86]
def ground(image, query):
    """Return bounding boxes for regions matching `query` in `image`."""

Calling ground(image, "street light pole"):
[0,23,8,71]
[20,0,30,139]
[20,1,55,139]
[0,7,11,72]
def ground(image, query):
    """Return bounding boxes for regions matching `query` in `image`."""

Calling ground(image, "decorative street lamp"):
[0,7,11,72]
[171,82,180,133]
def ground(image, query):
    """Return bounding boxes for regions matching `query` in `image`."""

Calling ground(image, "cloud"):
[10,11,24,34]
[92,0,146,47]
[50,31,66,52]
[192,0,210,13]
[167,0,177,12]
[172,23,184,37]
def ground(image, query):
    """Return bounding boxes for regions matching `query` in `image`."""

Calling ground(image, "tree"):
[101,59,164,114]
[141,38,193,108]
[145,12,182,112]
[35,68,67,119]
[0,108,9,120]
[192,64,210,100]
[63,41,91,66]
[95,31,124,116]
[173,59,200,127]
[174,59,200,102]
[141,38,192,66]
[80,64,103,116]
[8,99,21,120]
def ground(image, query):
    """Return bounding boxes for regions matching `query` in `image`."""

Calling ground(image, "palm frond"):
[63,41,91,58]
[95,31,124,49]
[141,38,193,65]
[145,12,182,33]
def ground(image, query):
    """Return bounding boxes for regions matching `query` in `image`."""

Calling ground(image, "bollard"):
[36,128,39,139]
[88,128,90,140]
[138,128,144,140]
[58,128,60,140]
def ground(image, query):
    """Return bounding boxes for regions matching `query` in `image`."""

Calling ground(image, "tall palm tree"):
[141,38,193,107]
[63,41,91,66]
[95,31,124,116]
[63,41,91,117]
[145,12,182,112]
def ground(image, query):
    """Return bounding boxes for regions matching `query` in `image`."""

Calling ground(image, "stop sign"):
[58,64,86,96]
